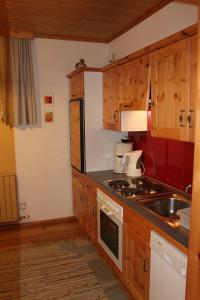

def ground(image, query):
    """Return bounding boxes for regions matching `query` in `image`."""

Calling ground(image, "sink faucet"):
[185,184,192,193]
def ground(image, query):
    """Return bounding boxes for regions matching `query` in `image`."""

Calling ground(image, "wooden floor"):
[0,217,85,248]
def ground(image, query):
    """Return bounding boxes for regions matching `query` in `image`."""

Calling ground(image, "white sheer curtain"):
[0,38,37,127]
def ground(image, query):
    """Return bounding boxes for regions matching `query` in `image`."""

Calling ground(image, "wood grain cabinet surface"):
[103,54,150,131]
[119,54,150,111]
[69,72,84,99]
[103,66,121,131]
[72,169,97,244]
[69,101,82,171]
[151,35,197,142]
[72,169,86,227]
[123,209,150,300]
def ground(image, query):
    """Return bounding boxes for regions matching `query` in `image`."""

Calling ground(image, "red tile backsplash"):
[128,111,194,192]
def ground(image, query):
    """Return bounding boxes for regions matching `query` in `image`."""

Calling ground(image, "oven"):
[97,188,123,271]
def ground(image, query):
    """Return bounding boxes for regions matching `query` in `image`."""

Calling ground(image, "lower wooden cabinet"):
[85,191,97,244]
[72,172,85,227]
[123,208,150,300]
[72,169,97,243]
[72,169,151,299]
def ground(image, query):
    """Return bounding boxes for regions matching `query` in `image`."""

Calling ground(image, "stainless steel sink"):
[140,194,191,218]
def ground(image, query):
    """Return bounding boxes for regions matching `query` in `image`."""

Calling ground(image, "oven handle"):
[100,206,113,216]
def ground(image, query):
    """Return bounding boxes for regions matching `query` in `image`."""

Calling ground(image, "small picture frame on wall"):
[43,93,54,106]
[43,110,55,124]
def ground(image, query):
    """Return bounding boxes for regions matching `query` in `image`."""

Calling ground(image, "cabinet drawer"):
[124,208,150,243]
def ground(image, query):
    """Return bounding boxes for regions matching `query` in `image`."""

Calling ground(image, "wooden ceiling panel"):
[2,0,175,42]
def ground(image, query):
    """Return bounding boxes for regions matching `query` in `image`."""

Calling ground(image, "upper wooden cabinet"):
[151,35,197,142]
[103,54,150,131]
[119,54,150,111]
[103,66,121,131]
[69,72,84,99]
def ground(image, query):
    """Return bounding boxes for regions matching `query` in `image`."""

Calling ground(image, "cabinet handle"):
[187,110,194,128]
[80,195,84,203]
[179,110,185,127]
[113,111,119,122]
[143,258,148,272]
[92,207,96,217]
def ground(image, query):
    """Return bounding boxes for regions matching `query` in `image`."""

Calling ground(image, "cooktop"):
[102,177,172,201]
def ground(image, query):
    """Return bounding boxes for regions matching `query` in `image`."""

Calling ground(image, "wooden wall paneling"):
[69,101,81,171]
[186,5,200,300]
[188,34,198,143]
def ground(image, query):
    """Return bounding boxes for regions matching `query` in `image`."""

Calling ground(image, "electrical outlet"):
[19,203,26,209]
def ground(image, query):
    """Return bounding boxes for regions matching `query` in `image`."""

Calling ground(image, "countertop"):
[87,170,190,250]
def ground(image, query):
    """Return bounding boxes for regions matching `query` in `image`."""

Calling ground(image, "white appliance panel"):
[150,231,187,300]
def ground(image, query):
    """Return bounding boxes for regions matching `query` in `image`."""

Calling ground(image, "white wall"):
[108,2,198,60]
[14,39,108,222]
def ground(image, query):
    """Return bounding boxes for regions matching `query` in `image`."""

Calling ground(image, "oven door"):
[97,205,122,271]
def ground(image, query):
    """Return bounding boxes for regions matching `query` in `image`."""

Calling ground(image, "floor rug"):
[0,238,128,300]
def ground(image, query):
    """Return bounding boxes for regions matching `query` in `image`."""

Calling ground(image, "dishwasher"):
[150,231,187,300]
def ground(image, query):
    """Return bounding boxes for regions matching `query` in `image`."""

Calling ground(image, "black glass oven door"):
[100,210,119,258]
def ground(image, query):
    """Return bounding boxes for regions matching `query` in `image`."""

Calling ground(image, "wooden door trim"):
[185,5,200,300]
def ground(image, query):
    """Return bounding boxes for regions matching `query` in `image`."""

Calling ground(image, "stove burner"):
[145,183,163,194]
[131,178,144,186]
[121,187,144,197]
[108,180,129,189]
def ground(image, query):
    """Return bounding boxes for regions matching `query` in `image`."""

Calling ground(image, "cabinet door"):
[69,101,82,171]
[120,54,150,111]
[103,67,121,131]
[188,34,197,143]
[85,191,97,244]
[151,38,190,141]
[123,223,150,300]
[70,72,84,99]
[72,175,85,226]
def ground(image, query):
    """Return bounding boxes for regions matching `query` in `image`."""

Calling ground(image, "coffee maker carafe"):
[113,142,132,173]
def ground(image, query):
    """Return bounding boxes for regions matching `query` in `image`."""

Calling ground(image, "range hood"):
[120,111,147,132]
